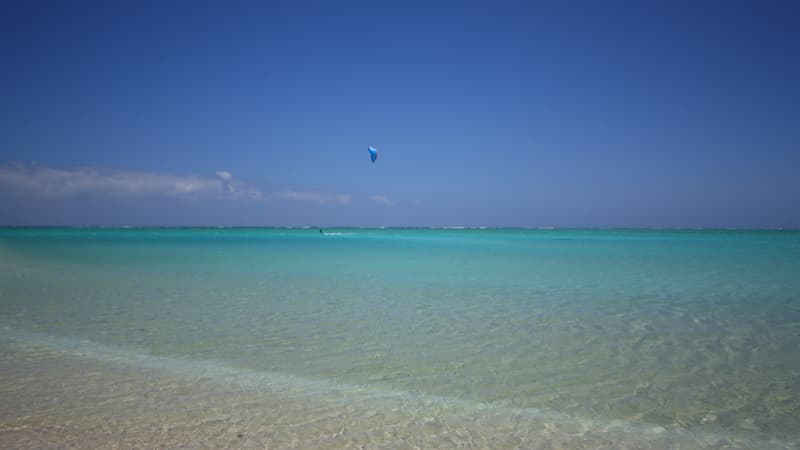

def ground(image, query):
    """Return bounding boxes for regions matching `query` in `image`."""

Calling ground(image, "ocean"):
[1,228,799,448]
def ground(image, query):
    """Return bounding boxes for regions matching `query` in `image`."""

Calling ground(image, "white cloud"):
[0,164,259,200]
[0,164,352,206]
[370,194,395,206]
[226,181,265,200]
[273,190,352,204]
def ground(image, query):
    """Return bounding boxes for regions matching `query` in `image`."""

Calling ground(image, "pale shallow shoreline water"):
[2,334,793,449]
[1,228,799,448]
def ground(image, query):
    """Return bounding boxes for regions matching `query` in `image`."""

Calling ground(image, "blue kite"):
[368,146,378,163]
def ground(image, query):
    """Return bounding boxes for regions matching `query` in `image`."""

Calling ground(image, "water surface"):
[1,228,799,448]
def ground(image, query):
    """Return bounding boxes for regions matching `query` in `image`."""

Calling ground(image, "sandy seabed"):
[0,339,792,450]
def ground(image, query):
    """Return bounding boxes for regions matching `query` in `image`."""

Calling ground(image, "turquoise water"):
[2,228,800,448]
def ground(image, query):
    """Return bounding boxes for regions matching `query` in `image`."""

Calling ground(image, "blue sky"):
[1,0,798,227]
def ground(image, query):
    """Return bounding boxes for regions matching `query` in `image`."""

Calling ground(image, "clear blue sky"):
[1,0,798,227]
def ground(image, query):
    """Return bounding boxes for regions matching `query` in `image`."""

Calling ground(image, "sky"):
[1,0,798,228]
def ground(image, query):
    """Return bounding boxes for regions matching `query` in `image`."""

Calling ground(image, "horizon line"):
[1,225,797,231]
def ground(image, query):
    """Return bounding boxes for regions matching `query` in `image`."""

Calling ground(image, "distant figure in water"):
[319,229,323,234]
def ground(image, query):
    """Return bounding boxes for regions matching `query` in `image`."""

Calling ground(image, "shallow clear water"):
[1,228,799,448]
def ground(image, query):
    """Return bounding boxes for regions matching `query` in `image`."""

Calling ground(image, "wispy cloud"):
[0,164,355,205]
[0,164,209,198]
[370,194,395,206]
[215,170,233,181]
[0,164,263,200]
[273,190,352,204]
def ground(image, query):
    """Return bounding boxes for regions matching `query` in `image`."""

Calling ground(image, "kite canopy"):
[368,146,378,163]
